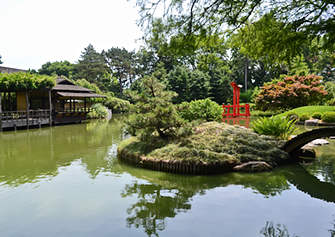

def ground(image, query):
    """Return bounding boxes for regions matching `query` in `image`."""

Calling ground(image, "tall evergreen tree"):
[74,44,108,84]
[209,68,232,105]
[167,65,191,103]
[102,47,134,98]
[189,70,210,101]
[0,54,3,64]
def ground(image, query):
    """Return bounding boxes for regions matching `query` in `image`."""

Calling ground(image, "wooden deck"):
[0,108,94,130]
[1,110,51,129]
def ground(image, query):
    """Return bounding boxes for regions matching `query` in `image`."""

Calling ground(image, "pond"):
[0,114,335,237]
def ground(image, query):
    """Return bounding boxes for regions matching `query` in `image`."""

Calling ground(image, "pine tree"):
[74,44,108,84]
[125,71,185,139]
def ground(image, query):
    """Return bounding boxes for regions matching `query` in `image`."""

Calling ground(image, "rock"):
[289,115,298,121]
[299,145,316,159]
[304,119,319,126]
[310,139,329,146]
[233,161,273,172]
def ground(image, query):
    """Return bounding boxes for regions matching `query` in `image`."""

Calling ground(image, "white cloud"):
[0,0,142,70]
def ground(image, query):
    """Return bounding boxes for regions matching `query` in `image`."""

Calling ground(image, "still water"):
[0,114,335,237]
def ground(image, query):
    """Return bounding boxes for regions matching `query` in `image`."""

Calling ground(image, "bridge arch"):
[281,127,335,155]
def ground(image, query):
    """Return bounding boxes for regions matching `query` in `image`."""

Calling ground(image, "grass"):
[118,122,289,167]
[275,106,335,119]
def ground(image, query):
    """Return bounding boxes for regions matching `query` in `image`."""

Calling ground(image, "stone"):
[233,161,273,172]
[299,145,316,159]
[304,119,319,126]
[289,115,298,121]
[310,139,329,146]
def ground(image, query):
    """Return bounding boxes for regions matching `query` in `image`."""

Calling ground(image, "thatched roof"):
[53,78,106,98]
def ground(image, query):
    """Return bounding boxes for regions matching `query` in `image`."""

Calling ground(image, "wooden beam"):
[26,91,29,129]
[0,92,2,132]
[49,90,52,126]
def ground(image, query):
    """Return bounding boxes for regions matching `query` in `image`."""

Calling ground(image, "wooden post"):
[84,98,86,112]
[49,90,52,126]
[26,91,29,129]
[0,92,2,132]
[9,92,12,111]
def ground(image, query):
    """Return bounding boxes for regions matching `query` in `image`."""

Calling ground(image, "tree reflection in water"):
[329,215,335,237]
[260,221,299,237]
[121,181,193,237]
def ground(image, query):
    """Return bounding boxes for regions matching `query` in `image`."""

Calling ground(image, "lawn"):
[275,106,335,118]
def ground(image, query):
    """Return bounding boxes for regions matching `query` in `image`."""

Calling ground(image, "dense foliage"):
[299,113,310,122]
[39,61,75,78]
[255,75,327,111]
[322,112,335,123]
[251,117,297,140]
[179,98,222,122]
[0,72,56,90]
[87,103,108,119]
[125,72,185,139]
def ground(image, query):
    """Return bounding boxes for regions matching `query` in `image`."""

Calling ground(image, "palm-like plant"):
[251,116,297,140]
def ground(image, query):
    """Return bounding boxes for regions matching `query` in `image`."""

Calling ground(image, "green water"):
[1,114,335,237]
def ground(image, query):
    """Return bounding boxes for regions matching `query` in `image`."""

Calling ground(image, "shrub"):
[299,113,310,122]
[285,111,298,119]
[255,75,327,111]
[326,98,335,106]
[251,116,297,140]
[87,103,108,119]
[178,98,222,122]
[104,96,131,113]
[322,111,335,123]
[311,112,322,119]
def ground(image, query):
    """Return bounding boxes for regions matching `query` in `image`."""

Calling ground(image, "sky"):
[0,0,143,70]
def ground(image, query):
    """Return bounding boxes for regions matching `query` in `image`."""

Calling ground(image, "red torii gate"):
[222,82,250,117]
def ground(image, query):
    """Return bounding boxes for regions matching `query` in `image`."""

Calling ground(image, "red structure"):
[222,82,250,117]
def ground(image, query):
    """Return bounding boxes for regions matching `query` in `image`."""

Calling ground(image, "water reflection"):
[330,215,335,237]
[0,115,130,187]
[260,221,299,237]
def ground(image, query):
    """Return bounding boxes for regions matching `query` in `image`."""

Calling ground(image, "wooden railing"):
[55,108,93,113]
[0,109,51,130]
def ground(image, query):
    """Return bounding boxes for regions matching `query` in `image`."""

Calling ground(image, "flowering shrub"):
[255,75,327,111]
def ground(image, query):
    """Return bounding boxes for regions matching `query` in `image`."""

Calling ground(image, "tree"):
[39,60,75,78]
[255,75,328,111]
[125,71,185,139]
[189,69,210,101]
[166,65,191,103]
[209,68,232,105]
[74,44,108,85]
[0,54,3,64]
[102,47,134,98]
[133,0,335,61]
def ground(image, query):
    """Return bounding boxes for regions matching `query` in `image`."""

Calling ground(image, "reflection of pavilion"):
[222,116,251,128]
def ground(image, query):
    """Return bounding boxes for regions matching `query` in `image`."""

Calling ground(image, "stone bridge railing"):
[281,127,335,155]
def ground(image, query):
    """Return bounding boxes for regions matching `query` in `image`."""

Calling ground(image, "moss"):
[118,122,289,174]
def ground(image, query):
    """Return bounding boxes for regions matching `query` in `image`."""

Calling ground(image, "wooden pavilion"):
[0,77,105,131]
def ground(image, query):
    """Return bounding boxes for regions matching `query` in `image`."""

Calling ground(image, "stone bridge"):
[281,126,335,156]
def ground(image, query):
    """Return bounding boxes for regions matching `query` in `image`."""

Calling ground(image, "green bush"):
[251,116,297,140]
[322,111,335,123]
[104,96,131,113]
[299,113,310,122]
[326,98,335,106]
[286,111,298,119]
[311,112,322,119]
[178,98,222,122]
[87,103,108,119]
